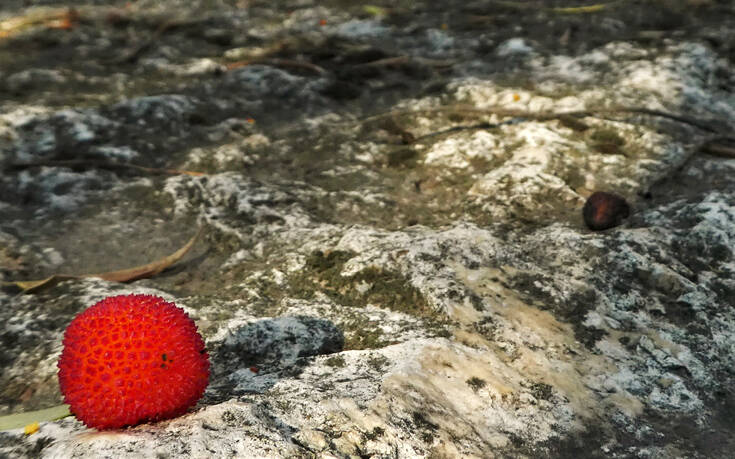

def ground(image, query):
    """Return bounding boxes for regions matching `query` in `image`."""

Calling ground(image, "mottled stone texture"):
[1,1,735,458]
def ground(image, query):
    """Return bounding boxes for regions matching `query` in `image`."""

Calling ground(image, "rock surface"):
[1,1,735,458]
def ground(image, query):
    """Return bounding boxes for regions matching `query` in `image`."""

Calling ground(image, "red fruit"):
[57,294,210,429]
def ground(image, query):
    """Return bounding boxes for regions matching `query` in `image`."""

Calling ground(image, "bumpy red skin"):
[57,294,210,429]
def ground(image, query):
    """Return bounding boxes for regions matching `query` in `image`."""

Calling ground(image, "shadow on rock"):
[203,315,343,404]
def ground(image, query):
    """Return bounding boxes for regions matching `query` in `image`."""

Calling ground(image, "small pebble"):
[583,191,630,231]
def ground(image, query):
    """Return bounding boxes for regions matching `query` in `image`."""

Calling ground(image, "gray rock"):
[1,1,734,458]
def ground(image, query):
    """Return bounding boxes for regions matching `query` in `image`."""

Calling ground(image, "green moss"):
[186,151,221,174]
[466,376,487,392]
[590,128,624,144]
[530,382,553,401]
[431,327,452,338]
[386,147,418,168]
[217,248,449,349]
[354,267,428,313]
[274,399,293,412]
[305,250,354,272]
[447,112,474,123]
[558,115,589,132]
[367,354,389,371]
[289,250,431,316]
[503,138,526,155]
[412,412,438,432]
[324,355,346,368]
[121,184,177,215]
[467,155,494,173]
[589,128,626,155]
[343,325,388,350]
[364,426,385,441]
[253,250,450,350]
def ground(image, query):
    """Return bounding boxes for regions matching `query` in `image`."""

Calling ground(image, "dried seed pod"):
[583,191,630,231]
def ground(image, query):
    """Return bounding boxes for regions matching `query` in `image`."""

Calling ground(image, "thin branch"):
[7,159,205,176]
[701,137,735,158]
[353,55,455,69]
[484,0,627,14]
[226,58,326,75]
[353,105,725,134]
[410,123,499,142]
[105,17,208,65]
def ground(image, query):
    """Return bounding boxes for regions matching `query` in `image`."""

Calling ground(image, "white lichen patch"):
[8,109,117,162]
[15,167,106,214]
[182,139,264,171]
[496,38,535,57]
[427,40,732,225]
[142,58,226,76]
[436,43,735,208]
[162,172,314,230]
[88,145,139,161]
[467,127,585,215]
[4,69,69,93]
[2,5,735,458]
[334,19,389,39]
[41,400,304,458]
[111,95,196,124]
[423,130,500,169]
[0,105,53,146]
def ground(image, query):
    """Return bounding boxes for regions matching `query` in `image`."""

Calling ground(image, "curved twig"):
[353,105,725,134]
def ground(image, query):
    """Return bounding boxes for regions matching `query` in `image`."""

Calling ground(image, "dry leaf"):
[10,275,79,293]
[551,2,615,14]
[3,228,201,293]
[0,8,76,39]
[90,228,201,282]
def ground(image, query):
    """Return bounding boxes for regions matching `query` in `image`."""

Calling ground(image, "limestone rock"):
[1,1,734,458]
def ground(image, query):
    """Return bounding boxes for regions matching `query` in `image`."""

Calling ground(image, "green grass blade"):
[0,404,72,431]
